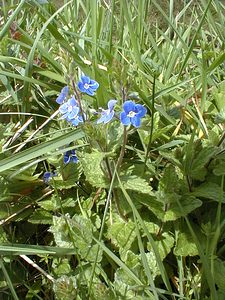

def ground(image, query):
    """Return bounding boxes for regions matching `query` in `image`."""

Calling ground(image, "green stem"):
[71,78,85,123]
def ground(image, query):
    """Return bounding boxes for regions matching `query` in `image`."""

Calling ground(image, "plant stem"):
[71,78,85,123]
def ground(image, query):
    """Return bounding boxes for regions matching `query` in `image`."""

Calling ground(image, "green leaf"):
[192,182,225,202]
[54,163,82,190]
[147,232,174,260]
[53,275,77,300]
[39,196,76,211]
[159,165,181,194]
[174,231,198,257]
[189,146,216,180]
[80,151,109,188]
[213,160,225,176]
[106,216,136,261]
[214,259,225,292]
[139,192,202,222]
[28,209,53,224]
[50,215,102,262]
[119,175,154,195]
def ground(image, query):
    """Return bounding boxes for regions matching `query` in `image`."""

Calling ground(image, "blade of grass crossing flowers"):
[14,110,60,153]
[0,128,84,173]
[0,244,77,256]
[0,259,19,300]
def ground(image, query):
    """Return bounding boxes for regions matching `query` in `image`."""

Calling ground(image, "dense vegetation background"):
[0,0,225,299]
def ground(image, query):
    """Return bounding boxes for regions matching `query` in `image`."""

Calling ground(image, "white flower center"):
[127,111,136,118]
[68,105,73,112]
[84,83,89,89]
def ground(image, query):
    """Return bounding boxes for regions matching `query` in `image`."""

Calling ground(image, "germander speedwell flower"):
[78,75,99,96]
[120,100,147,128]
[97,100,117,124]
[64,150,79,164]
[43,171,57,183]
[59,96,79,120]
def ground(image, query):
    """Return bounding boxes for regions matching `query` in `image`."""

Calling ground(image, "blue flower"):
[56,86,69,104]
[64,150,79,164]
[120,100,147,128]
[77,76,99,96]
[97,100,117,124]
[59,96,79,120]
[43,171,57,183]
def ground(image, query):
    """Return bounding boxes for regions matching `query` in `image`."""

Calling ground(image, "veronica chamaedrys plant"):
[97,100,117,124]
[77,75,99,96]
[64,150,79,164]
[120,100,147,127]
[56,86,69,104]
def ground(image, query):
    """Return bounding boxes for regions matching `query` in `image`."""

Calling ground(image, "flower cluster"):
[55,75,147,128]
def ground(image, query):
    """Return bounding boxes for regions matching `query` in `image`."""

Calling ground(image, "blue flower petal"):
[96,111,107,124]
[59,112,70,119]
[81,75,90,84]
[43,172,51,183]
[97,110,114,124]
[56,86,69,104]
[59,103,68,114]
[67,107,79,120]
[70,118,80,126]
[85,88,95,96]
[123,100,135,114]
[56,94,65,105]
[69,96,78,107]
[120,111,131,125]
[131,116,141,128]
[89,80,99,89]
[108,99,117,111]
[136,104,147,118]
[77,81,86,93]
[71,156,79,163]
[59,112,69,120]
[64,153,70,164]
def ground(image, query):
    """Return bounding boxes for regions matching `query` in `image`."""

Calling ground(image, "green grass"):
[0,0,225,299]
